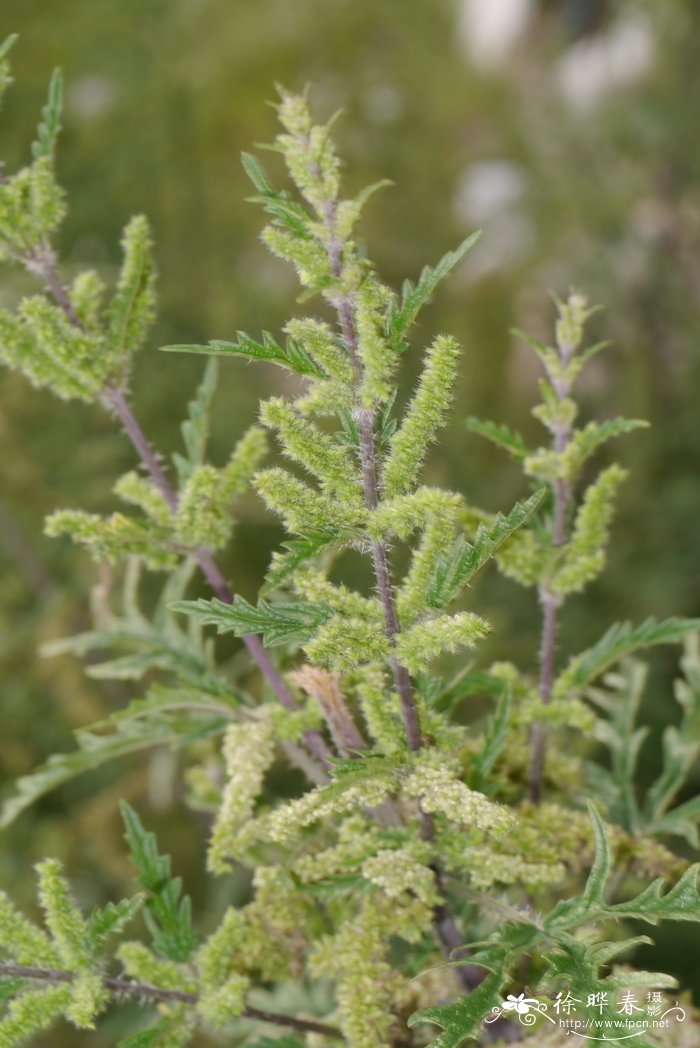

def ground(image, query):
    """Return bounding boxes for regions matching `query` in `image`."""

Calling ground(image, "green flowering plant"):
[0,38,699,1048]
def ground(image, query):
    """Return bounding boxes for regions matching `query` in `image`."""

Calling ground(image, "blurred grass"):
[0,0,699,1041]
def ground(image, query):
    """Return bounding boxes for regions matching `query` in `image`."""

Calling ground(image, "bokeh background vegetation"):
[1,0,699,1041]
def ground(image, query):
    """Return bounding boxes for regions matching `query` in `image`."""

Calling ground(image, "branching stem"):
[0,962,343,1039]
[313,181,476,990]
[321,202,423,752]
[27,246,331,772]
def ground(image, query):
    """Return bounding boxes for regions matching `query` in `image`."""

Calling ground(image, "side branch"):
[0,963,343,1039]
[28,247,331,772]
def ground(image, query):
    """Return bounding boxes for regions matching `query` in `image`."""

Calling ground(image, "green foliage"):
[412,805,700,1047]
[31,68,62,162]
[172,595,333,647]
[388,232,481,352]
[165,330,324,378]
[587,640,700,845]
[425,490,544,610]
[553,617,700,701]
[120,803,198,962]
[0,54,698,1048]
[106,215,156,378]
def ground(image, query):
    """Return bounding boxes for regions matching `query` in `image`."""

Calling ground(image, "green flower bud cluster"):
[469,293,647,602]
[2,54,699,1048]
[207,719,275,873]
[46,421,267,567]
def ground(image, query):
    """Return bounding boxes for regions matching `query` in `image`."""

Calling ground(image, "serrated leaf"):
[321,753,405,802]
[465,417,528,460]
[117,1013,193,1048]
[587,661,648,833]
[388,232,481,349]
[608,863,700,925]
[246,1039,304,1048]
[43,622,219,689]
[467,682,512,791]
[241,151,275,195]
[583,936,653,967]
[642,641,700,830]
[0,712,225,827]
[242,151,313,238]
[545,803,611,930]
[264,530,338,591]
[567,417,649,471]
[408,966,505,1048]
[336,409,360,450]
[121,802,198,962]
[163,331,323,377]
[426,490,544,608]
[547,804,700,930]
[643,726,695,826]
[92,682,241,730]
[541,945,657,1048]
[88,895,144,950]
[170,595,333,647]
[553,617,700,701]
[432,669,503,712]
[174,358,218,485]
[31,68,63,161]
[647,795,700,847]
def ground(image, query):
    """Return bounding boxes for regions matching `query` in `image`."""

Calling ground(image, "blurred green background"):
[1,0,699,1041]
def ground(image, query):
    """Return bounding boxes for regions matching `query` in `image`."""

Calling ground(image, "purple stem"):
[0,962,342,1038]
[314,186,475,988]
[30,248,332,771]
[528,351,574,804]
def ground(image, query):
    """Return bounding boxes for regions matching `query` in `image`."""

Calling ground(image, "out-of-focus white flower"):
[454,160,526,226]
[457,0,533,70]
[557,14,655,110]
[68,75,116,120]
[362,84,402,126]
[453,161,532,274]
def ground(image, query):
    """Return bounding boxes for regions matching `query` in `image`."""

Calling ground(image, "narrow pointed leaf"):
[426,490,544,608]
[31,68,63,160]
[170,596,333,647]
[121,802,198,961]
[466,417,528,460]
[241,151,275,195]
[175,358,218,484]
[553,618,700,700]
[264,529,338,591]
[162,331,323,377]
[408,967,505,1048]
[0,713,225,827]
[468,682,512,790]
[389,232,481,348]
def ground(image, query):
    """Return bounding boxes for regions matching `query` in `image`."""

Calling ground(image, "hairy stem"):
[28,246,331,773]
[321,201,423,752]
[313,185,475,989]
[0,962,343,1039]
[529,358,574,804]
